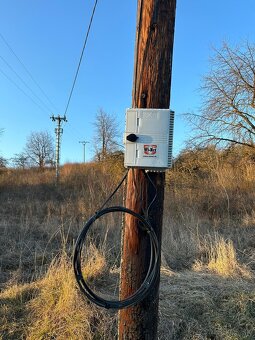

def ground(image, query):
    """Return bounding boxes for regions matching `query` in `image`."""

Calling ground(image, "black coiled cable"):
[73,171,159,309]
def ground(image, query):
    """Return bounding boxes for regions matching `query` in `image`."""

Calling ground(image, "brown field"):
[1,147,255,339]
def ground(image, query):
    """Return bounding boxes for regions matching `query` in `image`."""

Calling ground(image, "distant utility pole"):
[119,1,177,339]
[50,115,67,182]
[79,141,89,163]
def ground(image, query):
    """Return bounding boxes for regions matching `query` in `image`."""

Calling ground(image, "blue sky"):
[0,0,255,164]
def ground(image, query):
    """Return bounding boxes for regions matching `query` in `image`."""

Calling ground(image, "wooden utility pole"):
[119,1,177,339]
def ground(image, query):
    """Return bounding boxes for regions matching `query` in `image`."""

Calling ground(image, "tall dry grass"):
[206,236,251,278]
[192,235,252,278]
[0,146,255,338]
[0,252,117,339]
[163,145,255,274]
[0,161,124,284]
[0,160,123,339]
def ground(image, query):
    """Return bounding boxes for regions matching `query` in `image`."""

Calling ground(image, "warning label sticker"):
[144,144,157,156]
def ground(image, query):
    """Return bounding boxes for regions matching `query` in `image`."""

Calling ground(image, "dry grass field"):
[0,146,255,339]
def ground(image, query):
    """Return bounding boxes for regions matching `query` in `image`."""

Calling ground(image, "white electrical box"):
[124,108,174,171]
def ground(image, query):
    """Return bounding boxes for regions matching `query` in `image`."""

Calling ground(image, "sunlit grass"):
[207,237,252,278]
[0,252,117,340]
[192,235,252,279]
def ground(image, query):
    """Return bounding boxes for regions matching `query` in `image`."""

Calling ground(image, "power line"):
[0,32,58,112]
[0,67,49,114]
[63,0,99,117]
[0,54,52,114]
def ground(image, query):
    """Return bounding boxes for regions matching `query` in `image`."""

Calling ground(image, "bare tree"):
[24,131,54,168]
[93,108,120,161]
[187,42,255,148]
[0,156,7,168]
[11,153,29,169]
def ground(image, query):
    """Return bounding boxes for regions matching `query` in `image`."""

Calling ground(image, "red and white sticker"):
[144,144,157,155]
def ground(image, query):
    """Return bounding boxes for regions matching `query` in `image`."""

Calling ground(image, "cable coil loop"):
[73,171,159,309]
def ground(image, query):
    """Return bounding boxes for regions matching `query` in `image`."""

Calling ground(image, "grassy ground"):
[159,269,255,339]
[0,148,255,339]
